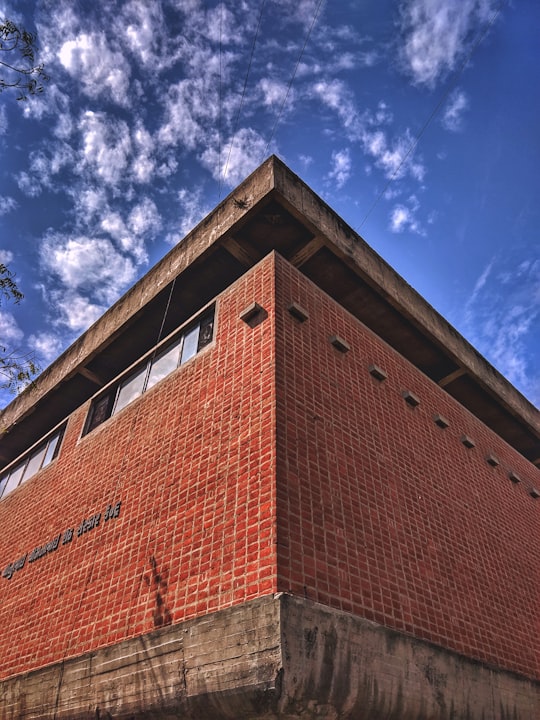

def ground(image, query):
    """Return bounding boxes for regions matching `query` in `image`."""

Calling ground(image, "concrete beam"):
[0,157,279,435]
[288,235,325,267]
[270,159,539,441]
[438,368,467,388]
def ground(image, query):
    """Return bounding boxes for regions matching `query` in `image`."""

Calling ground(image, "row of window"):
[84,307,214,434]
[0,307,215,501]
[0,426,64,501]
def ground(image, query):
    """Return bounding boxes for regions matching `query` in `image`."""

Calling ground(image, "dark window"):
[198,313,214,350]
[85,392,115,434]
[83,306,215,435]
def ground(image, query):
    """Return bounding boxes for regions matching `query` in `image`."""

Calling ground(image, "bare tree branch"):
[0,19,48,100]
[0,265,40,394]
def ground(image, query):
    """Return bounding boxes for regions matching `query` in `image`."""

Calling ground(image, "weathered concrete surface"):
[277,595,540,719]
[1,594,538,719]
[271,159,539,444]
[0,596,282,720]
[2,157,538,466]
[0,156,277,438]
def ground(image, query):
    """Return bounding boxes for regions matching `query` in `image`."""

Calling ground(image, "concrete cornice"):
[1,155,538,464]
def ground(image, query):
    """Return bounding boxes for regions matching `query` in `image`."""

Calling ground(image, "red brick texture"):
[0,251,538,685]
[274,253,539,680]
[0,256,277,680]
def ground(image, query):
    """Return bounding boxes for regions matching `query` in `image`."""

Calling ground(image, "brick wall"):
[1,249,538,685]
[274,253,539,680]
[0,255,277,680]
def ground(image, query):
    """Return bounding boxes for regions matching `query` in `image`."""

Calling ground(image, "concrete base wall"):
[1,595,538,719]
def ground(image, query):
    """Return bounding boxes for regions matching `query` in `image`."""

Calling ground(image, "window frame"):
[0,423,66,501]
[83,305,215,436]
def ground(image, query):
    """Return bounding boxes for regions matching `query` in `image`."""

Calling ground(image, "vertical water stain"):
[147,555,173,628]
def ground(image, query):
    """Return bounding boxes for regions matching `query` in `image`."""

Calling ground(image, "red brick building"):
[0,157,538,719]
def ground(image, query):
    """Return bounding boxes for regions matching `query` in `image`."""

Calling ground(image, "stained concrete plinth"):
[1,594,538,719]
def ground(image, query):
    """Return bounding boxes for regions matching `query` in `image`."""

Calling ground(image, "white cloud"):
[259,78,292,108]
[298,154,313,169]
[389,196,424,234]
[58,32,131,106]
[79,111,132,187]
[117,0,166,68]
[358,50,379,68]
[369,101,393,126]
[328,149,351,189]
[199,4,239,44]
[131,122,156,183]
[362,127,425,182]
[0,105,7,135]
[76,187,108,221]
[312,82,425,182]
[442,89,468,131]
[467,258,494,306]
[19,83,73,128]
[399,0,499,87]
[0,197,17,216]
[272,0,325,30]
[17,172,42,198]
[27,332,65,366]
[390,205,411,233]
[312,79,360,137]
[123,198,161,261]
[201,127,268,187]
[462,257,540,404]
[99,210,147,263]
[0,249,14,264]
[38,3,83,61]
[158,77,219,150]
[49,290,106,333]
[128,198,161,237]
[0,311,24,344]
[167,188,211,242]
[100,211,128,242]
[40,234,137,305]
[54,106,75,140]
[20,144,76,193]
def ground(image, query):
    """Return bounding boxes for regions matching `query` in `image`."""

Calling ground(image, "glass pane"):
[0,475,8,499]
[87,392,115,432]
[147,339,182,390]
[22,445,47,482]
[113,365,148,415]
[180,325,199,364]
[43,430,62,467]
[198,313,214,350]
[3,463,26,496]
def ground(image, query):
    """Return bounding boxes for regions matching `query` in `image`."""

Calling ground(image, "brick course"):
[274,253,539,680]
[0,250,538,691]
[0,256,277,680]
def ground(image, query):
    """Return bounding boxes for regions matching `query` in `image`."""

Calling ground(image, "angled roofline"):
[1,156,538,466]
[0,156,279,436]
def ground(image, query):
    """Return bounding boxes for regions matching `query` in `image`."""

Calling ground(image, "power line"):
[358,0,506,231]
[51,276,178,719]
[217,2,223,199]
[220,0,267,198]
[262,0,324,160]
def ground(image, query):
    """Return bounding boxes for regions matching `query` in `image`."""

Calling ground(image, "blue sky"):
[0,0,538,409]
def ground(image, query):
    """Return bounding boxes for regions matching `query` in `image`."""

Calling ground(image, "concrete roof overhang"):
[1,156,539,469]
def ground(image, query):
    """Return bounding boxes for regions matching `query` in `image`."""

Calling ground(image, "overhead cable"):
[221,0,267,198]
[262,0,324,159]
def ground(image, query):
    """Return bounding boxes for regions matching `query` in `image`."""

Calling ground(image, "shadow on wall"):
[145,555,173,628]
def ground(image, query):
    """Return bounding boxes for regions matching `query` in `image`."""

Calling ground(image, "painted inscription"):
[2,500,122,580]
